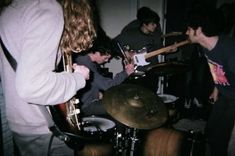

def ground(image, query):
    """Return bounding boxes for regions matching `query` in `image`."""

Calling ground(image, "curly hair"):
[58,0,97,54]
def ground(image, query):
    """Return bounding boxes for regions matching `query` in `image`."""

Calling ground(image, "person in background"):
[73,35,135,116]
[186,4,235,156]
[114,6,163,70]
[0,0,96,155]
[113,7,163,94]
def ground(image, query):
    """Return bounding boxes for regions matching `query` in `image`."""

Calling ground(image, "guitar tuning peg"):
[74,98,80,104]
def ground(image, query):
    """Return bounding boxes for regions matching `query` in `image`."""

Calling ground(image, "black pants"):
[205,95,235,156]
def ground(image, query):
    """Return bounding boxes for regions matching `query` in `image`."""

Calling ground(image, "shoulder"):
[74,55,92,65]
[219,35,235,46]
[24,0,63,26]
[21,0,64,44]
[121,20,140,33]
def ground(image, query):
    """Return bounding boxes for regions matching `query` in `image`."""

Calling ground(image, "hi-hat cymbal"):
[102,84,168,129]
[146,61,190,76]
[161,32,183,38]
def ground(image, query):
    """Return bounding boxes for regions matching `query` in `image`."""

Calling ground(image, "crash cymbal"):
[102,84,168,129]
[161,32,183,38]
[146,61,190,76]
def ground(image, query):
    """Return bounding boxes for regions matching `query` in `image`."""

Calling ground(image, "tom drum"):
[143,128,206,156]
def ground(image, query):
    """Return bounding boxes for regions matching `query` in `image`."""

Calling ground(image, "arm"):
[93,67,128,91]
[15,2,86,105]
[209,87,219,104]
[94,63,135,90]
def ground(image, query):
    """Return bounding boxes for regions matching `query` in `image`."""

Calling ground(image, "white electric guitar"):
[133,40,191,66]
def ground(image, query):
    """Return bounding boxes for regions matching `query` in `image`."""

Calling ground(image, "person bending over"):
[74,38,135,116]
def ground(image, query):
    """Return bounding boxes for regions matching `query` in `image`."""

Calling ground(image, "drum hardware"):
[129,128,139,156]
[173,118,206,134]
[161,32,183,38]
[129,70,146,80]
[146,61,190,77]
[113,127,141,156]
[102,83,168,129]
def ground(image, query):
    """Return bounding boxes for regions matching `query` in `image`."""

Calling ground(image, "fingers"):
[208,98,215,104]
[125,63,135,75]
[73,63,90,80]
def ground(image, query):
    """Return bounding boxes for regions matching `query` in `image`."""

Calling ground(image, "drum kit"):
[76,60,194,156]
[78,83,169,155]
[77,38,207,155]
[78,82,187,156]
[103,84,169,156]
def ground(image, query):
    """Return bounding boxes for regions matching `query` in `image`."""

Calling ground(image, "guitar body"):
[49,104,71,132]
[132,40,190,67]
[133,52,150,66]
[49,102,86,151]
[48,52,87,150]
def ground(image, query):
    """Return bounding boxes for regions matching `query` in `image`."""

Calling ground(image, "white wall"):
[97,0,164,38]
[96,0,137,38]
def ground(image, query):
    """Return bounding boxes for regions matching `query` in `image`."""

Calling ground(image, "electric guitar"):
[133,40,191,66]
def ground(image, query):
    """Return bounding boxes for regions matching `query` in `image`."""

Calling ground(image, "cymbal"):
[161,32,183,38]
[146,61,190,76]
[102,84,168,129]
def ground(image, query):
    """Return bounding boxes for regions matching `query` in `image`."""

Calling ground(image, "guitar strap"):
[0,38,69,142]
[0,38,17,71]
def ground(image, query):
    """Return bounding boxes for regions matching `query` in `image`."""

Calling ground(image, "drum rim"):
[158,94,178,103]
[82,116,115,132]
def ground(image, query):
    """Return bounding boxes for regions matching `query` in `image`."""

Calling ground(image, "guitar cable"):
[47,134,55,156]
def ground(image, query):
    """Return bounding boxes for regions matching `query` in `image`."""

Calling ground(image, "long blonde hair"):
[58,0,97,54]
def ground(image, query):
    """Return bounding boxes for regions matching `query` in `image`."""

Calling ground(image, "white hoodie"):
[0,0,86,135]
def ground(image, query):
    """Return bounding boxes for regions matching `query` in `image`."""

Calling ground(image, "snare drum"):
[77,116,116,156]
[81,116,116,142]
[158,94,179,122]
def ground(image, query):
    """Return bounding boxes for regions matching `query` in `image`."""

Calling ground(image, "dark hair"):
[89,26,116,56]
[186,4,224,36]
[137,7,160,26]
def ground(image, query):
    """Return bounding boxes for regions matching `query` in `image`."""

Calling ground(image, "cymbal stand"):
[114,127,140,156]
[129,128,139,156]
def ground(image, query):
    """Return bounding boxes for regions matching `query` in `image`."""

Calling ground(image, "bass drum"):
[143,128,207,156]
[77,143,114,156]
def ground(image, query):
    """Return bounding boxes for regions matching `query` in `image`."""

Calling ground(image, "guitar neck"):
[145,40,190,59]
